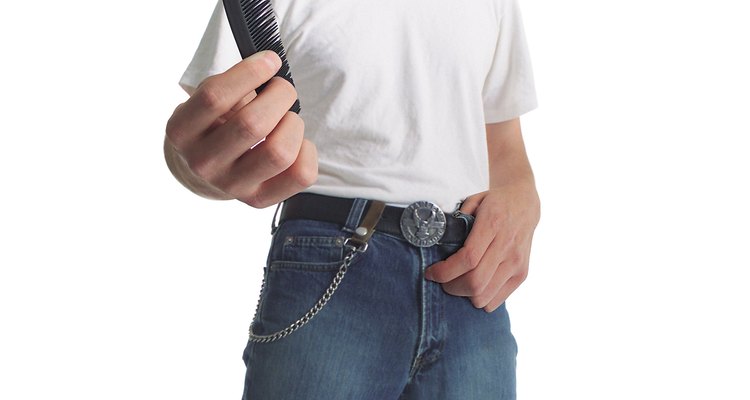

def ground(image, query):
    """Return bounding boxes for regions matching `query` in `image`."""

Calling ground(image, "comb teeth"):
[224,0,300,113]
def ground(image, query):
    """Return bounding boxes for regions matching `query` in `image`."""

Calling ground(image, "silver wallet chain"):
[247,200,387,343]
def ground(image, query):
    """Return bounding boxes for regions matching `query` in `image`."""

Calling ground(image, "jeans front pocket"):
[252,219,353,339]
[272,233,346,272]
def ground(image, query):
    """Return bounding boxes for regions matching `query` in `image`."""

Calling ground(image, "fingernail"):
[424,271,433,281]
[263,50,281,71]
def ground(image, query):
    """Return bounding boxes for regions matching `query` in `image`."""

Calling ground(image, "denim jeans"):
[241,199,517,399]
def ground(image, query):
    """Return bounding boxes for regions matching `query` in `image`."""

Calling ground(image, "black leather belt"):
[278,192,474,245]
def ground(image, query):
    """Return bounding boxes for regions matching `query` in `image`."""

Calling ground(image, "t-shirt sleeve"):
[179,0,242,94]
[482,0,539,124]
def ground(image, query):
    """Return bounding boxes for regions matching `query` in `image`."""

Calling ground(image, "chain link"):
[247,245,361,343]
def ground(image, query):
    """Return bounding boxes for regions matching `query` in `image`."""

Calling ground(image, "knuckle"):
[272,76,297,97]
[465,274,487,296]
[286,111,305,132]
[219,177,244,198]
[489,215,504,232]
[243,190,269,209]
[429,269,443,282]
[517,268,529,283]
[243,196,262,209]
[291,163,318,188]
[470,297,485,309]
[186,154,215,182]
[264,141,296,171]
[165,118,186,147]
[165,104,190,147]
[194,82,225,112]
[270,75,294,89]
[291,142,318,188]
[235,111,268,143]
[506,249,525,267]
[460,247,482,270]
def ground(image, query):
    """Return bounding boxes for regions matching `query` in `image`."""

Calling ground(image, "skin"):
[164,50,540,313]
[164,50,318,208]
[425,118,541,313]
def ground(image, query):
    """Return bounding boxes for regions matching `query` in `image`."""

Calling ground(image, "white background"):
[1,0,748,399]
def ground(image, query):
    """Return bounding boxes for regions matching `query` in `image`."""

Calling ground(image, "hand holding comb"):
[223,0,301,113]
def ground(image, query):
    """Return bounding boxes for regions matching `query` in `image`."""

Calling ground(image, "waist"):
[277,192,475,246]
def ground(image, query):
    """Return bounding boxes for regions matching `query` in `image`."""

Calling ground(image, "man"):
[165,0,540,398]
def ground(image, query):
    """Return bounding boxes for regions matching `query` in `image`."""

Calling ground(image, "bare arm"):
[485,117,540,213]
[425,117,540,312]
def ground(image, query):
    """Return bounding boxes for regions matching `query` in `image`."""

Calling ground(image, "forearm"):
[432,117,540,311]
[163,135,234,200]
[485,118,540,214]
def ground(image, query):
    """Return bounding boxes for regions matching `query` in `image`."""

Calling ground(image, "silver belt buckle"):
[400,201,446,247]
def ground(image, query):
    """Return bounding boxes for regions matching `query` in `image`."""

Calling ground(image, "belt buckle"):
[400,201,446,247]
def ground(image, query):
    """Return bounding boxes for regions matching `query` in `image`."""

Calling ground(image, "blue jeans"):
[241,199,517,399]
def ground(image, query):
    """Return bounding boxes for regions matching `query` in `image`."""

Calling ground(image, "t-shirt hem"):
[483,99,539,124]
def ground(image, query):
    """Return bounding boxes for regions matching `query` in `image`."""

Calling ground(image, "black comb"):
[222,0,301,113]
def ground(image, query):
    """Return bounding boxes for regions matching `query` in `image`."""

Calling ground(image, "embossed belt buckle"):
[399,201,446,247]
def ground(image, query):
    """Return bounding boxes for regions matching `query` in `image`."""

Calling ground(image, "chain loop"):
[247,245,360,343]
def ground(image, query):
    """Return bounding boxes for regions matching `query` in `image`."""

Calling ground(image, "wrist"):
[489,179,541,223]
[163,136,235,201]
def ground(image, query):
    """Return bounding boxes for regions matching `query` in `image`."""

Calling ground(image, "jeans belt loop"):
[343,198,369,234]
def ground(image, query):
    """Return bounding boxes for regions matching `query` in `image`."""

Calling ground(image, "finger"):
[214,90,258,127]
[183,78,298,182]
[439,235,508,297]
[238,139,319,208]
[467,260,515,308]
[216,110,304,194]
[164,102,187,148]
[482,274,525,313]
[425,212,499,283]
[166,50,281,149]
[482,241,532,311]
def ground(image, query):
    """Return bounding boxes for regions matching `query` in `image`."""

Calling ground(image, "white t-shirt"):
[180,0,538,212]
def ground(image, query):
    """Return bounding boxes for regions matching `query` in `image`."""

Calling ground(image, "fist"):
[165,50,318,208]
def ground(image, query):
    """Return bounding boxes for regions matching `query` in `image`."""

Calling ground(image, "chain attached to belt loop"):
[270,200,284,235]
[248,200,387,343]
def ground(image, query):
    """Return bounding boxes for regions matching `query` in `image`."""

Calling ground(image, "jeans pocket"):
[271,234,347,271]
[252,219,354,338]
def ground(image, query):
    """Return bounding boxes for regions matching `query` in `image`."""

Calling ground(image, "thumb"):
[458,192,486,215]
